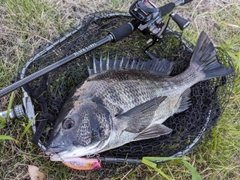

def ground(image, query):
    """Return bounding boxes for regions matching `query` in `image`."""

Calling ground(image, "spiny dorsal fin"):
[87,54,173,76]
[93,55,100,74]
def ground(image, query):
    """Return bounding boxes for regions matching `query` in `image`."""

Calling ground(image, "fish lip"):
[49,154,64,161]
[48,141,105,161]
[45,145,70,156]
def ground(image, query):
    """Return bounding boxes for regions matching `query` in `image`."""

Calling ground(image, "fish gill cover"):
[18,11,235,177]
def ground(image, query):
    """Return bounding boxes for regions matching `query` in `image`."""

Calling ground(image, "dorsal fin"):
[87,54,173,76]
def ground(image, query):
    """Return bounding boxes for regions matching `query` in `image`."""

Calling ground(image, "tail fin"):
[190,31,234,80]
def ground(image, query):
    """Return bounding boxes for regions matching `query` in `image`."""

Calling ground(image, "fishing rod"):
[0,0,192,99]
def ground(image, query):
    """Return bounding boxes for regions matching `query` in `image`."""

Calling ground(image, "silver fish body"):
[45,32,233,161]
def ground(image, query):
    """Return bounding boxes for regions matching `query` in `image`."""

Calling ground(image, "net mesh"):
[18,11,235,177]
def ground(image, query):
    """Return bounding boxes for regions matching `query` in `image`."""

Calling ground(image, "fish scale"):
[103,81,158,110]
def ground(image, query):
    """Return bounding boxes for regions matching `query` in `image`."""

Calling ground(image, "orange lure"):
[62,158,101,170]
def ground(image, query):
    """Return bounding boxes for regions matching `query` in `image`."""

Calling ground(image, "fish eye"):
[92,130,99,137]
[62,118,75,129]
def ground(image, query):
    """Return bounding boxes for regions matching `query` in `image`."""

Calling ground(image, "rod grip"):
[110,20,140,42]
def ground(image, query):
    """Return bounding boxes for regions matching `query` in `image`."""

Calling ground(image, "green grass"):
[0,0,70,89]
[0,0,240,179]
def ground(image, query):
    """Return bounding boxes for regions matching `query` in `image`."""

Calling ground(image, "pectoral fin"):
[134,124,172,141]
[117,96,167,133]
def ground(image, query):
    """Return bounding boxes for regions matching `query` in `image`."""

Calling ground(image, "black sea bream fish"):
[45,32,233,161]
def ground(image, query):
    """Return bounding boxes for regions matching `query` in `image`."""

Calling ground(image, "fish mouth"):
[45,139,107,162]
[45,145,70,156]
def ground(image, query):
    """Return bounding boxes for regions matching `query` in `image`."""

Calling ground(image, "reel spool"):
[18,11,235,177]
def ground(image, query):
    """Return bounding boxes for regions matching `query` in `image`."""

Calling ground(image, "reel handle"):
[181,0,193,5]
[159,3,175,16]
[159,0,193,16]
[171,12,190,30]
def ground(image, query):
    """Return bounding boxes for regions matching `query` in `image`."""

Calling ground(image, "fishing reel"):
[129,0,190,39]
